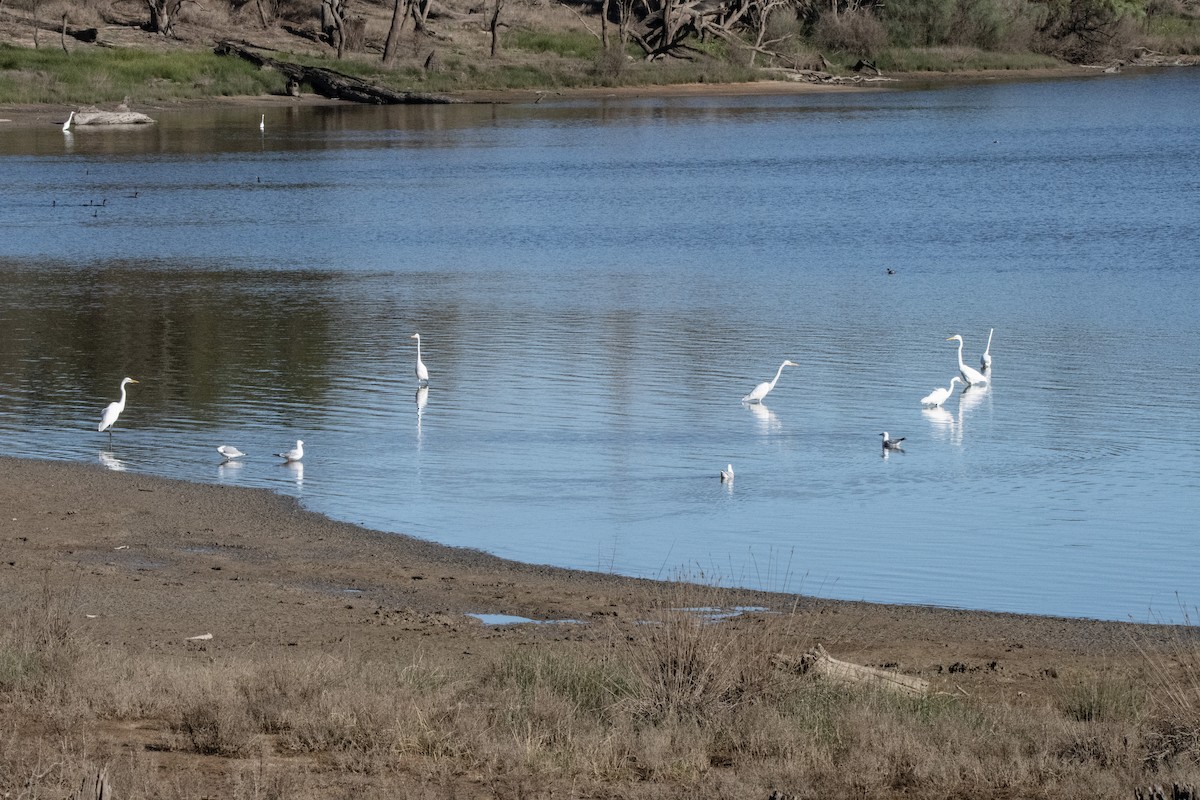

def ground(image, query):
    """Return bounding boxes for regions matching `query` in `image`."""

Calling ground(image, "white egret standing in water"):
[275,440,304,462]
[920,376,963,407]
[410,333,429,384]
[98,377,139,436]
[217,445,245,460]
[946,335,989,386]
[742,360,798,404]
[259,114,265,132]
[62,111,74,132]
[720,464,734,482]
[981,328,994,373]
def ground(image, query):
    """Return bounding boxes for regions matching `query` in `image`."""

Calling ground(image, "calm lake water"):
[2,70,1198,622]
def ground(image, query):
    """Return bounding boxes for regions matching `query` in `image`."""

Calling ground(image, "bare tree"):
[383,0,409,64]
[146,0,187,36]
[489,0,504,56]
[255,0,279,28]
[322,0,349,58]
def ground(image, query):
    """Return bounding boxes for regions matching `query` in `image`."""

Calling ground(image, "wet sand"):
[0,455,1175,695]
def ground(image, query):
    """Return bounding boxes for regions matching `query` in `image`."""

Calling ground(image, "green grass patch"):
[0,44,283,104]
[509,28,603,60]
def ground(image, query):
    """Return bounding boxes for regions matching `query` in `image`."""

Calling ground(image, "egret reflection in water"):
[415,385,428,444]
[98,450,126,471]
[746,402,781,433]
[921,406,955,440]
[217,459,244,482]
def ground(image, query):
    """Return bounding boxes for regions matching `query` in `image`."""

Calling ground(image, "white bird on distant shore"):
[98,377,139,436]
[410,333,429,384]
[947,335,989,386]
[880,432,905,450]
[259,114,265,132]
[275,440,304,462]
[62,111,74,132]
[217,445,245,460]
[720,463,734,482]
[920,376,963,408]
[981,328,994,373]
[742,360,798,404]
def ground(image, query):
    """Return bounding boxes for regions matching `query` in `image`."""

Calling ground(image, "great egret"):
[920,376,963,407]
[410,333,429,384]
[946,335,989,386]
[275,440,304,462]
[62,111,74,132]
[98,377,139,435]
[742,360,798,404]
[259,114,265,132]
[217,445,245,460]
[720,464,734,482]
[880,432,905,450]
[981,328,994,373]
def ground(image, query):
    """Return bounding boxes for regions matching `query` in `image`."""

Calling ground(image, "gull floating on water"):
[275,440,304,462]
[880,432,905,450]
[920,376,963,408]
[217,445,245,460]
[720,463,734,482]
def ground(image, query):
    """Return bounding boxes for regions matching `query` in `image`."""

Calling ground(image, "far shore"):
[0,64,1119,129]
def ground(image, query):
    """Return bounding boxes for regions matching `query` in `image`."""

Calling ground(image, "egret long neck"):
[117,382,128,410]
[769,362,787,389]
[415,337,422,361]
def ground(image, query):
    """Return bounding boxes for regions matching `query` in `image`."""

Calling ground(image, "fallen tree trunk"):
[72,110,156,125]
[213,41,460,104]
[774,644,930,696]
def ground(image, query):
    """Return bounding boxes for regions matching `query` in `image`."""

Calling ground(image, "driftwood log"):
[72,110,156,125]
[774,643,929,696]
[213,41,460,105]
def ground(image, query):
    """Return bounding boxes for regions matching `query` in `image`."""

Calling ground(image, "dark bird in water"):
[886,268,895,275]
[880,432,905,450]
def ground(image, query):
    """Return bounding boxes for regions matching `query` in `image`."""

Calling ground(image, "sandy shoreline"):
[0,455,1176,667]
[4,454,1193,796]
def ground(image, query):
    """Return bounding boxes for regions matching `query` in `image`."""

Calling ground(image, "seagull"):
[275,440,304,462]
[720,463,734,482]
[880,432,905,450]
[62,111,74,132]
[217,445,245,460]
[920,376,963,408]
